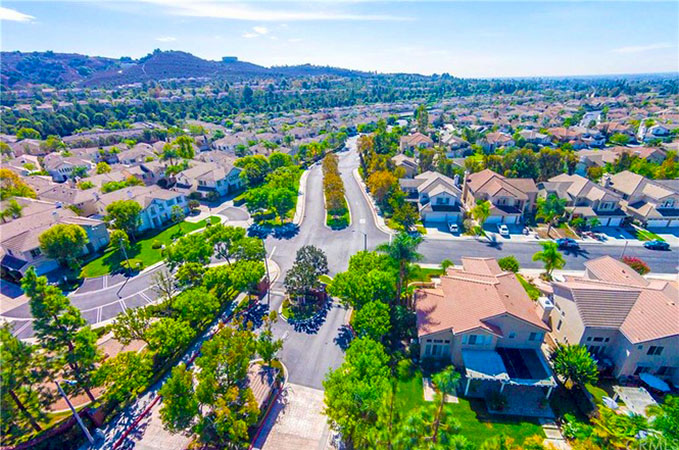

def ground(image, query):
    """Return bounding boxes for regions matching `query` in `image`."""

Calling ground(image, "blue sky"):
[1,1,678,77]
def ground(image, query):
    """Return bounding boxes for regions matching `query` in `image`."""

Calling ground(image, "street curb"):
[292,169,310,227]
[351,168,394,236]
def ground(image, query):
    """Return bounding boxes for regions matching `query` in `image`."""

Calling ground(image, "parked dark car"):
[643,240,670,251]
[555,238,579,249]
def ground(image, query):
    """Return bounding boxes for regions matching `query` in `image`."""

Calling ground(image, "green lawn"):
[396,372,544,447]
[633,228,664,242]
[80,216,220,278]
[409,266,445,283]
[517,274,541,301]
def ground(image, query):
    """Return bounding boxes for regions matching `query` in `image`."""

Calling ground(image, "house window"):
[587,345,603,356]
[593,337,604,342]
[468,335,478,345]
[30,248,42,258]
[634,366,652,375]
[436,197,450,205]
[529,332,543,342]
[508,332,516,339]
[604,338,610,342]
[657,367,676,377]
[647,346,664,356]
[556,320,563,331]
[662,199,675,208]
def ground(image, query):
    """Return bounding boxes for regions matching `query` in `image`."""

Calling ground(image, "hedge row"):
[322,154,349,229]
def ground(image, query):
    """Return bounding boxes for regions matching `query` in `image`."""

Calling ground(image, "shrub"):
[188,199,200,212]
[151,240,162,249]
[498,255,520,273]
[561,413,594,440]
[622,256,650,275]
[121,258,144,272]
[486,391,508,411]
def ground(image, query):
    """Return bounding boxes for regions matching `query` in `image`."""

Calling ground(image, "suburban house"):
[399,132,433,153]
[399,171,464,225]
[539,174,627,227]
[609,146,667,164]
[174,161,242,199]
[643,124,670,142]
[41,154,93,182]
[479,132,515,152]
[440,132,470,157]
[606,171,679,228]
[415,258,556,404]
[462,169,538,225]
[117,144,155,166]
[92,186,189,232]
[391,154,418,178]
[0,199,109,276]
[549,256,679,385]
[518,129,552,146]
[574,149,619,176]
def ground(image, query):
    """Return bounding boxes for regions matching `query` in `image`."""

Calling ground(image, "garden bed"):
[281,297,325,322]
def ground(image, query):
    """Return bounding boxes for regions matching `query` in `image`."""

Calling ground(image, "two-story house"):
[117,143,156,166]
[399,171,464,225]
[93,186,189,232]
[539,174,627,227]
[391,154,418,178]
[550,256,678,385]
[174,161,242,200]
[518,129,552,146]
[440,132,470,157]
[399,132,433,153]
[42,154,92,182]
[416,258,556,402]
[0,199,109,276]
[479,132,515,152]
[606,171,679,228]
[462,169,538,225]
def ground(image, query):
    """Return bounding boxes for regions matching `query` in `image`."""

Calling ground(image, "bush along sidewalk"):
[322,154,350,229]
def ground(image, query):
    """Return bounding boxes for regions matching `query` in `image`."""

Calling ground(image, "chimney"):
[536,296,554,325]
[453,173,460,187]
[604,174,612,188]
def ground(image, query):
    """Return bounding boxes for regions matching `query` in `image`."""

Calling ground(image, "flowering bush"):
[622,256,650,275]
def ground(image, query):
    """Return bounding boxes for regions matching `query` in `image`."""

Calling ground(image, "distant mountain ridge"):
[0,49,370,89]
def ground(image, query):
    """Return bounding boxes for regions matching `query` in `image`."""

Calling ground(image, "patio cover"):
[612,386,657,417]
[462,349,510,381]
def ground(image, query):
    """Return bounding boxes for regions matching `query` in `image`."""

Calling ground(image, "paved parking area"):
[252,383,331,450]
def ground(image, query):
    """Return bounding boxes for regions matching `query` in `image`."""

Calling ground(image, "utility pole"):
[620,240,628,259]
[55,381,94,445]
[116,236,131,298]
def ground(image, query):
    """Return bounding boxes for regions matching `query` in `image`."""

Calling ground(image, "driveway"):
[252,383,331,450]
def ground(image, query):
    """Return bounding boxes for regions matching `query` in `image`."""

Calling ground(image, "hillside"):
[1,50,368,89]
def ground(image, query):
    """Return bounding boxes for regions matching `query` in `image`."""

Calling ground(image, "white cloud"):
[242,32,259,39]
[288,38,303,43]
[156,36,177,42]
[613,42,673,54]
[0,6,34,22]
[253,26,268,35]
[141,1,407,22]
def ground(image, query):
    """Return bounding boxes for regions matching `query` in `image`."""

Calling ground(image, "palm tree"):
[431,367,461,443]
[532,241,565,279]
[471,199,491,229]
[536,194,567,237]
[587,217,601,230]
[377,232,422,306]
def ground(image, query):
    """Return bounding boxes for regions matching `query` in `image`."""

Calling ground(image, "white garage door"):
[647,219,670,228]
[667,219,679,228]
[485,215,502,224]
[503,215,520,225]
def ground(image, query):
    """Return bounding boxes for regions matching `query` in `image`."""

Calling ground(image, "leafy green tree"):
[257,312,283,367]
[415,104,429,133]
[21,268,100,402]
[228,260,265,298]
[109,229,130,260]
[284,245,328,303]
[174,135,195,159]
[205,223,246,263]
[105,199,142,238]
[172,287,219,326]
[94,351,153,404]
[480,434,517,450]
[161,143,179,166]
[38,223,88,268]
[329,251,397,309]
[146,318,196,360]
[587,217,601,229]
[649,395,679,446]
[498,256,520,273]
[268,152,293,169]
[536,194,567,236]
[159,363,199,432]
[170,205,186,230]
[430,367,461,443]
[95,162,111,174]
[1,199,23,222]
[0,323,51,433]
[111,307,151,345]
[269,187,295,223]
[351,301,391,342]
[609,133,631,146]
[0,169,36,200]
[377,232,422,306]
[175,262,206,287]
[591,407,648,449]
[235,155,271,187]
[471,199,491,229]
[16,127,41,140]
[532,241,566,279]
[230,236,265,262]
[550,344,599,389]
[390,197,419,232]
[202,265,234,300]
[324,338,391,448]
[164,232,214,269]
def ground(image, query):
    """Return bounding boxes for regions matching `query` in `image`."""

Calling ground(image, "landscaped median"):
[80,216,220,278]
[322,154,350,229]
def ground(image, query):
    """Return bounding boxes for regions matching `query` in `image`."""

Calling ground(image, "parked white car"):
[498,224,510,236]
[448,222,459,234]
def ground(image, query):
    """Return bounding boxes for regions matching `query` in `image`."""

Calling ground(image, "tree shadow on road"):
[236,301,270,330]
[334,325,354,351]
[289,301,331,334]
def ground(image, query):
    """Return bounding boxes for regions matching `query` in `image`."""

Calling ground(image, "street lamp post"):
[55,381,95,445]
[262,240,271,307]
[116,236,131,298]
